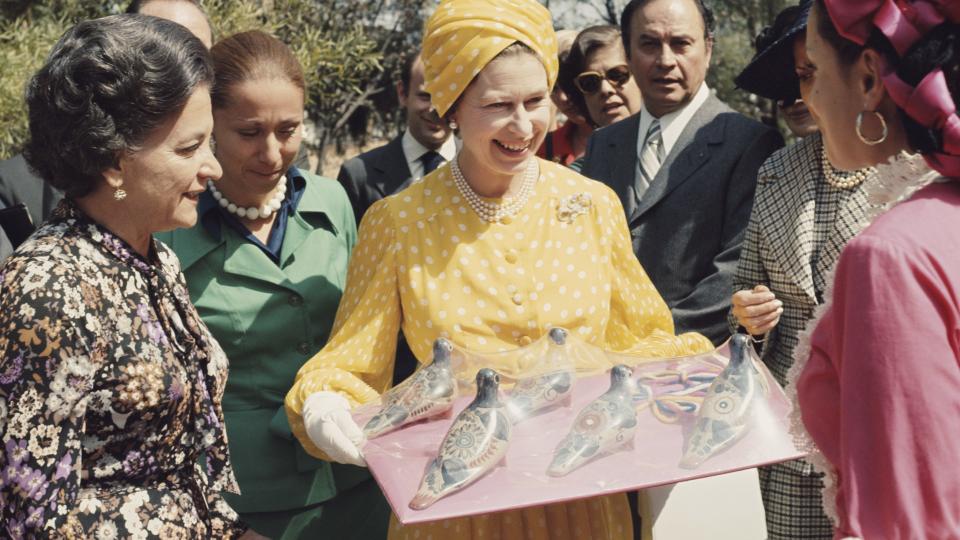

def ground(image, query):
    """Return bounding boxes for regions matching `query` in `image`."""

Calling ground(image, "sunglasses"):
[573,65,633,95]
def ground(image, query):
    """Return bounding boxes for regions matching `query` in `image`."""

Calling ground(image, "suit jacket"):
[337,134,420,384]
[581,95,783,344]
[156,173,371,514]
[0,154,62,226]
[337,134,413,224]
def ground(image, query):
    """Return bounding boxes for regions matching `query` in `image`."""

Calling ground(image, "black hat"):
[735,0,811,102]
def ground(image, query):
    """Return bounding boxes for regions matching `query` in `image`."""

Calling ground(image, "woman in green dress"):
[157,30,389,540]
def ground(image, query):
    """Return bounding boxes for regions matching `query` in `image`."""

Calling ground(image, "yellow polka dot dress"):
[286,159,712,539]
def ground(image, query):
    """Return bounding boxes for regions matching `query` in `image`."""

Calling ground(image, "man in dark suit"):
[337,50,457,224]
[0,154,62,251]
[581,0,783,345]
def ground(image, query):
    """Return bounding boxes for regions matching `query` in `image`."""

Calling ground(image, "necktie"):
[636,119,664,199]
[420,150,445,175]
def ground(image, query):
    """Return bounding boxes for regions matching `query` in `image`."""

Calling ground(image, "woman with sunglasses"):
[729,2,877,537]
[558,25,642,130]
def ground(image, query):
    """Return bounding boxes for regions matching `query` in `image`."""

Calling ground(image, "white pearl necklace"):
[209,177,287,220]
[821,147,874,189]
[450,157,538,223]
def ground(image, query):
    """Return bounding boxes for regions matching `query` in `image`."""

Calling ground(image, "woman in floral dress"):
[0,14,255,539]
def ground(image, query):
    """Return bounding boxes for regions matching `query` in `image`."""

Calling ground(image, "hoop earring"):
[856,110,888,145]
[113,187,127,201]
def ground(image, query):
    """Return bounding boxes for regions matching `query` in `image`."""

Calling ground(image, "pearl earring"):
[113,187,127,201]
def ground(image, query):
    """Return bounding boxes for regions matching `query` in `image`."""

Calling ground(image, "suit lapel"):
[371,136,413,197]
[604,115,641,218]
[630,99,720,224]
[757,135,820,302]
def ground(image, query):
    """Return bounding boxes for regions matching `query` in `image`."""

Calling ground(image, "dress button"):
[512,294,524,305]
[506,284,518,294]
[297,342,311,355]
[505,250,518,264]
[518,335,533,346]
[500,216,513,225]
[288,294,303,307]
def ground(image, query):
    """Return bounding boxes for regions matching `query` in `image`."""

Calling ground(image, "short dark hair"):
[620,0,716,56]
[399,50,420,93]
[558,25,623,124]
[812,0,960,158]
[24,14,213,198]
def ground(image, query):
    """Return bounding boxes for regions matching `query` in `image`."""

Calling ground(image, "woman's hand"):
[302,391,367,467]
[732,284,783,337]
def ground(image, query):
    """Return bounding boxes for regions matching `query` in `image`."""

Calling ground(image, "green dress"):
[157,169,390,540]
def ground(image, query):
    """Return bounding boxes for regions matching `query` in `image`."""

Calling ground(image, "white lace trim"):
[785,151,941,526]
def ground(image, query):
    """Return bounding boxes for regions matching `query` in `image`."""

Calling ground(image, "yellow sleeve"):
[285,199,402,458]
[599,189,714,358]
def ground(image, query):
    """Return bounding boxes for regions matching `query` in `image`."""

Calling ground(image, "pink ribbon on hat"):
[824,0,960,176]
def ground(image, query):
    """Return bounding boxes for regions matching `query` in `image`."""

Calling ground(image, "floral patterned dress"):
[0,201,245,539]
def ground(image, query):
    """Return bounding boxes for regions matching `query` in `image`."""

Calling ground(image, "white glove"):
[302,391,367,467]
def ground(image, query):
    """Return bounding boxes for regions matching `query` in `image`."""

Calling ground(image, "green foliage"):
[0,0,425,160]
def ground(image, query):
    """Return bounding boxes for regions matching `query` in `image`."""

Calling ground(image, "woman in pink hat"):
[791,1,960,538]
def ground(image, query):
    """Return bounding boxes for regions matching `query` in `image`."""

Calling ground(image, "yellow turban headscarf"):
[421,0,559,117]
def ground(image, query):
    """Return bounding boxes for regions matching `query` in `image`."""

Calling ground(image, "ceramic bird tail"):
[409,368,511,510]
[363,338,458,439]
[506,328,574,422]
[547,364,638,477]
[679,333,767,469]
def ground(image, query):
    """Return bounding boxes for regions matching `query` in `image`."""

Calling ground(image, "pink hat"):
[823,0,960,176]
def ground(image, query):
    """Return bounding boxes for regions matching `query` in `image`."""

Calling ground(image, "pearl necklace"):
[821,147,874,189]
[209,177,287,220]
[450,157,538,223]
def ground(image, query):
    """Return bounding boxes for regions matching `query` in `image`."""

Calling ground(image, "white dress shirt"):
[401,130,458,181]
[635,83,711,168]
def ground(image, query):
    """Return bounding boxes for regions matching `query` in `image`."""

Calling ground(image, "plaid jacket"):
[731,132,873,387]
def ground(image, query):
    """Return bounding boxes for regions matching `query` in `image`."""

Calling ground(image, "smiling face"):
[627,0,712,118]
[114,86,221,233]
[450,52,551,192]
[581,43,642,127]
[212,77,304,206]
[400,56,452,150]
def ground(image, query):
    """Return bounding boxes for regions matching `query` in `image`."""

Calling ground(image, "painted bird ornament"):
[547,364,638,477]
[679,333,769,469]
[409,368,511,510]
[506,327,574,423]
[363,338,458,439]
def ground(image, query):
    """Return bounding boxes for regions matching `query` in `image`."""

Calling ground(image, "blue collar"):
[198,167,308,264]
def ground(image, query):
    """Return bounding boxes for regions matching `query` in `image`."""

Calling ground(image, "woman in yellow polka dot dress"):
[285,0,713,538]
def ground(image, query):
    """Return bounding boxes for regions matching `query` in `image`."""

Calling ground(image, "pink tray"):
[355,345,804,525]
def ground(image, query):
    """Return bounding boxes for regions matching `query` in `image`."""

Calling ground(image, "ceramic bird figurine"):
[363,338,458,439]
[506,328,574,422]
[547,364,638,477]
[409,368,511,510]
[679,333,769,469]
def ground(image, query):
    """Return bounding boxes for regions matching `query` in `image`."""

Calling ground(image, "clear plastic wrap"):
[352,331,803,525]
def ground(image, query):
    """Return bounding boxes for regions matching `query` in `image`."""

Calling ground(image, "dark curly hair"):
[813,0,960,157]
[24,14,213,198]
[557,25,624,125]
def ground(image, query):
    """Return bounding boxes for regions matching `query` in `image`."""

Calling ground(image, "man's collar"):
[401,129,457,162]
[638,83,711,157]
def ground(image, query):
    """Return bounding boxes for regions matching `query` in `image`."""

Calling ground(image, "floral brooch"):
[556,192,592,223]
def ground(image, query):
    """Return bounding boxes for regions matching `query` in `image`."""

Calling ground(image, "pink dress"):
[797,180,960,539]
